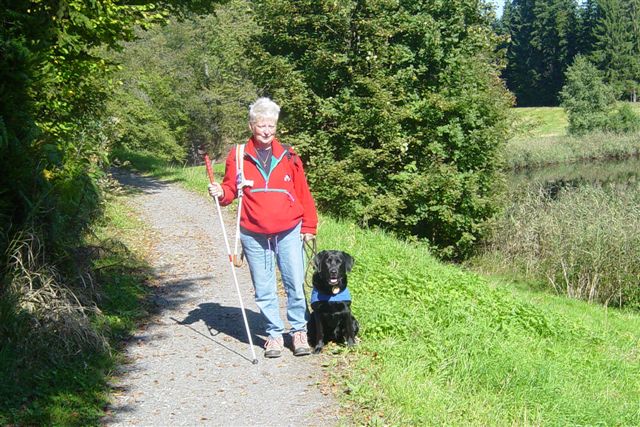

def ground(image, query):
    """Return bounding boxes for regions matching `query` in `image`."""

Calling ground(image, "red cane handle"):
[204,154,215,184]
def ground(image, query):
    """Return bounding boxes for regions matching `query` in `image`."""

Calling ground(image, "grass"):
[511,107,568,138]
[506,103,640,170]
[510,102,640,140]
[487,104,640,311]
[113,153,640,425]
[504,131,640,170]
[318,217,640,425]
[0,191,153,426]
[471,181,640,309]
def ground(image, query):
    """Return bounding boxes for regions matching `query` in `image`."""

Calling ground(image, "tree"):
[107,1,258,162]
[560,55,615,134]
[502,0,580,106]
[590,0,636,99]
[0,0,225,391]
[250,0,512,259]
[576,0,601,57]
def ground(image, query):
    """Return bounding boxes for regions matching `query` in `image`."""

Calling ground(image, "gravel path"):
[103,169,341,426]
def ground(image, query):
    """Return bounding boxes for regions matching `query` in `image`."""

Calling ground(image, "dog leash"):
[302,237,317,309]
[303,238,317,286]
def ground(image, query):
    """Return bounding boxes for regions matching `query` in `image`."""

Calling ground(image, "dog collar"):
[310,287,352,304]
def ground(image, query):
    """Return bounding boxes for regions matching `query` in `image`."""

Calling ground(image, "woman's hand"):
[300,233,316,242]
[208,183,223,199]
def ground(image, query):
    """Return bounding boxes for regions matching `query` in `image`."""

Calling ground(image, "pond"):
[507,156,640,195]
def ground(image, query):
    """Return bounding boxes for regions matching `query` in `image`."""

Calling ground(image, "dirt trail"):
[103,169,340,426]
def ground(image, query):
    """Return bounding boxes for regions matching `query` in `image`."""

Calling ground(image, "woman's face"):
[249,118,277,146]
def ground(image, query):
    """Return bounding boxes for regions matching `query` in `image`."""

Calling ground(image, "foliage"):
[250,0,512,259]
[319,216,640,425]
[560,55,615,135]
[606,102,640,133]
[590,0,640,100]
[500,0,640,105]
[0,1,219,424]
[0,195,152,425]
[107,1,259,163]
[501,0,580,106]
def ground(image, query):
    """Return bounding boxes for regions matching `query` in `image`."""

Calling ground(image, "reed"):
[474,181,640,309]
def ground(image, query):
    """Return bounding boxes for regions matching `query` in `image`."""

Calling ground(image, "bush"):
[560,55,616,136]
[606,103,640,133]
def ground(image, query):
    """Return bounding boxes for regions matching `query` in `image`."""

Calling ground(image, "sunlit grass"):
[317,217,640,425]
[511,106,568,138]
[510,102,640,141]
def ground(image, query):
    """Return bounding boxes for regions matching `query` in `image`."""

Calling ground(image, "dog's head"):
[312,250,354,295]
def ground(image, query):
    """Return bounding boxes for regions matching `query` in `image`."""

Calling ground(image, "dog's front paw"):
[346,337,356,347]
[313,343,324,354]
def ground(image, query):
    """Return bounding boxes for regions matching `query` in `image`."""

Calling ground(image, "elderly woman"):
[208,97,318,358]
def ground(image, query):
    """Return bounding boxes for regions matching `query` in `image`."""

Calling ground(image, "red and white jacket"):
[218,137,318,235]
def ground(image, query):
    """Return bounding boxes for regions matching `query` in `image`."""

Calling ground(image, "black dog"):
[307,250,359,354]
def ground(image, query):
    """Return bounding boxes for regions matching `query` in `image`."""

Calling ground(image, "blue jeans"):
[240,222,308,338]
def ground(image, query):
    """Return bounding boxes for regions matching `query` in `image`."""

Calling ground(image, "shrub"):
[560,55,616,135]
[606,103,640,133]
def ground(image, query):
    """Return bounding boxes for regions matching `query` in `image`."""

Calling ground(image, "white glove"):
[208,183,223,199]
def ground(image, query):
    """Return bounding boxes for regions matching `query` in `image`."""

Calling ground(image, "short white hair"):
[249,97,280,123]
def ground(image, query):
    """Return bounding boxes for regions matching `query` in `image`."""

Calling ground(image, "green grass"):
[511,107,568,139]
[511,103,640,141]
[318,217,640,425]
[0,195,152,426]
[507,104,640,170]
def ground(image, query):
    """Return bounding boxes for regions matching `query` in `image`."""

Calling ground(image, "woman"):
[208,97,318,358]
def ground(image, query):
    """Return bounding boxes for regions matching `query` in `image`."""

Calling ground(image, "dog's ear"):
[342,252,355,273]
[312,250,327,271]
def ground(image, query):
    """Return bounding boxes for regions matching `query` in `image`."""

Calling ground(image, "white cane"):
[204,153,258,364]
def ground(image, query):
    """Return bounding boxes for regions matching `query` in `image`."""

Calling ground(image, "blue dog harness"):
[310,287,352,304]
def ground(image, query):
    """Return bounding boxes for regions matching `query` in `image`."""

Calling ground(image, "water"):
[507,157,640,195]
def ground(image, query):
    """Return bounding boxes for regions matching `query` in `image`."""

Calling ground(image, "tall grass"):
[472,181,640,310]
[0,191,152,426]
[318,217,640,425]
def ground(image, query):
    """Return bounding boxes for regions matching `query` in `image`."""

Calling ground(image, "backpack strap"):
[281,143,301,167]
[235,143,253,191]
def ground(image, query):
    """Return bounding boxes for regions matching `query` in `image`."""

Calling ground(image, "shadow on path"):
[176,302,267,349]
[110,167,182,196]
